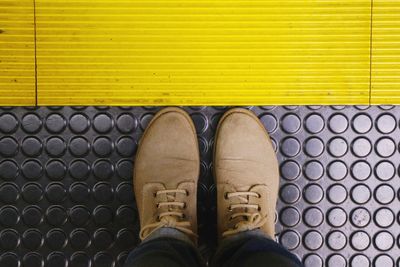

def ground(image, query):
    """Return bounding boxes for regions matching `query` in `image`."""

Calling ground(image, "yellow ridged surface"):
[35,0,372,105]
[371,0,400,104]
[0,0,36,106]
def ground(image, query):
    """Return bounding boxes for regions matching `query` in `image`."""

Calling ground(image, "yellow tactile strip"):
[0,0,399,105]
[371,0,400,104]
[35,0,371,105]
[0,0,36,106]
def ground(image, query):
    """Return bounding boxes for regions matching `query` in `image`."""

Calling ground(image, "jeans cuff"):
[143,227,196,247]
[212,229,303,267]
[219,229,273,247]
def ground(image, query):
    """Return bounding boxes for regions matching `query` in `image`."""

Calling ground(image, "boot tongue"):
[222,184,267,237]
[158,190,181,215]
[160,215,179,226]
[231,185,262,219]
[236,185,252,192]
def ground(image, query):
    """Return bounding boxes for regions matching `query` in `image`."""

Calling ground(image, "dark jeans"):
[123,228,303,267]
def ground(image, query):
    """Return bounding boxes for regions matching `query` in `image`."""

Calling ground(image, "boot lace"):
[139,189,196,240]
[223,191,267,237]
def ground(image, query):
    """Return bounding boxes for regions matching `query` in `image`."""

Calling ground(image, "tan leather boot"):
[134,107,199,243]
[214,108,279,241]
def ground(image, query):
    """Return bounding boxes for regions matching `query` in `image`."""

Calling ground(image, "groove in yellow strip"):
[35,0,372,106]
[371,0,400,104]
[0,0,36,106]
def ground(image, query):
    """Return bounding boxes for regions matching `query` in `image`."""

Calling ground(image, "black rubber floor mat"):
[0,106,399,267]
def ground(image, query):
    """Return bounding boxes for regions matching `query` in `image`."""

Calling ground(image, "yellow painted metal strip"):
[35,0,371,106]
[0,0,36,106]
[371,0,400,104]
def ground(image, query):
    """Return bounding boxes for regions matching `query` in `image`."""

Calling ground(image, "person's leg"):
[124,228,203,267]
[124,107,202,267]
[211,230,302,267]
[213,108,303,267]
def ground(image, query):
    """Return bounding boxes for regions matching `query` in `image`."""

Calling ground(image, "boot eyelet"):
[153,192,157,197]
[185,190,189,196]
[183,203,187,209]
[224,192,229,200]
[257,193,261,198]
[228,206,232,212]
[257,207,261,211]
[156,203,160,208]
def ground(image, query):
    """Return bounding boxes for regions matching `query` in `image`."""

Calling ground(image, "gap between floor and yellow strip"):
[0,0,398,106]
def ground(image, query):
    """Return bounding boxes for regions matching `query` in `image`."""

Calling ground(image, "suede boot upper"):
[134,107,200,243]
[214,108,279,240]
